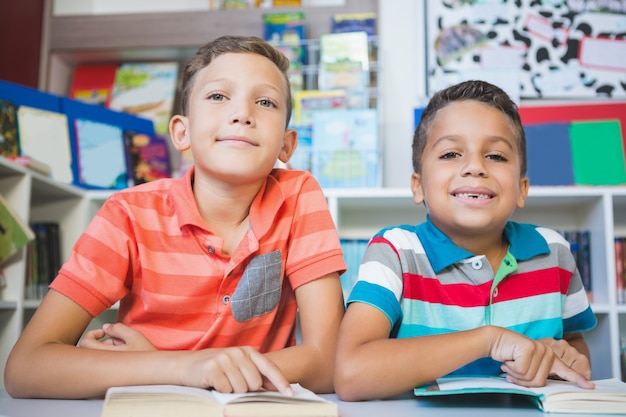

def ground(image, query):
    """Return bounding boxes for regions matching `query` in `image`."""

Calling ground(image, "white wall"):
[52,0,346,15]
[53,0,208,15]
[379,0,426,187]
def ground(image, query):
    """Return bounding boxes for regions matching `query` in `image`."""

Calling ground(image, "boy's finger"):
[251,355,293,396]
[102,323,127,339]
[551,358,595,389]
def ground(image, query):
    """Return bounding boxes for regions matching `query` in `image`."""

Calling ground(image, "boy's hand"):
[538,337,592,380]
[489,328,594,389]
[80,323,156,351]
[181,346,293,396]
[80,325,293,395]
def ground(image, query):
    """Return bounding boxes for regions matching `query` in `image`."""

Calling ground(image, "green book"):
[570,120,626,185]
[0,194,35,264]
[414,376,626,414]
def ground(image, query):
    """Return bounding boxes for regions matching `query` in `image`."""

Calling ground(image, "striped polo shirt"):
[51,167,346,353]
[347,216,597,376]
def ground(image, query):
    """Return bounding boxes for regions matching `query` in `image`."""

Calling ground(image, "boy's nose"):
[462,156,487,177]
[231,116,252,125]
[229,104,254,126]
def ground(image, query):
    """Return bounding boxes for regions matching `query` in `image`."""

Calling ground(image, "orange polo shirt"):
[51,167,346,352]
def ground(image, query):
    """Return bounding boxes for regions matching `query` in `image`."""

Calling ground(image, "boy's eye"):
[487,153,508,162]
[440,151,460,159]
[207,93,226,101]
[257,98,276,108]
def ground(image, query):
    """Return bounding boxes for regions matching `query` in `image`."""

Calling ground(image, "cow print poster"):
[425,0,626,99]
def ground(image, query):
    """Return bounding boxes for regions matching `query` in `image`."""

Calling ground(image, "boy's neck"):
[453,233,509,272]
[192,174,264,254]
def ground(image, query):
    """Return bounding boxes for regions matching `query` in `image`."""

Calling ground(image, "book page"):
[419,376,626,398]
[17,106,73,183]
[0,194,35,263]
[211,383,331,405]
[75,118,128,189]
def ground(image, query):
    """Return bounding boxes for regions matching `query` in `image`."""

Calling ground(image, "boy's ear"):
[411,172,425,205]
[169,115,191,152]
[277,128,298,164]
[517,176,530,208]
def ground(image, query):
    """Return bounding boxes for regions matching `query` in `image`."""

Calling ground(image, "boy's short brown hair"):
[181,35,293,127]
[412,80,527,176]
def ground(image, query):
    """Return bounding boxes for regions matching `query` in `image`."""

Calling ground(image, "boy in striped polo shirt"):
[334,80,597,401]
[5,36,346,399]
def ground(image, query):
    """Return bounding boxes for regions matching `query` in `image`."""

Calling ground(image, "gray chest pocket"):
[231,250,283,322]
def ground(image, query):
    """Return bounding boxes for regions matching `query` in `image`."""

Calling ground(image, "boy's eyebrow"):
[485,135,517,150]
[431,135,516,150]
[201,78,284,97]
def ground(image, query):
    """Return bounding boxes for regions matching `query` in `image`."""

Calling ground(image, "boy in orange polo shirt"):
[5,35,346,399]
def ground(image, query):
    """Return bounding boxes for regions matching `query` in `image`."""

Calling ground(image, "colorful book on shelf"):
[414,376,626,414]
[293,90,347,126]
[318,31,370,109]
[73,118,128,190]
[178,148,195,178]
[124,131,172,185]
[109,62,179,135]
[311,108,379,188]
[68,64,119,107]
[518,102,626,168]
[16,106,74,184]
[331,12,376,39]
[287,125,312,172]
[263,11,306,93]
[1,79,70,182]
[577,229,592,301]
[213,0,254,9]
[29,222,61,299]
[339,238,368,302]
[61,97,155,189]
[101,383,338,417]
[569,119,626,186]
[563,230,592,301]
[616,237,625,305]
[272,0,302,6]
[0,99,20,157]
[524,122,575,186]
[0,193,35,265]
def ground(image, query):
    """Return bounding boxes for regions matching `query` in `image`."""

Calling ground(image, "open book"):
[101,383,338,417]
[414,376,626,414]
[0,193,34,265]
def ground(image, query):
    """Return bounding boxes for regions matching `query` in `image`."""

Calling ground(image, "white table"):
[0,389,607,417]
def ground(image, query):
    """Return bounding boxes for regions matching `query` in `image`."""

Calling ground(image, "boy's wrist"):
[480,325,502,358]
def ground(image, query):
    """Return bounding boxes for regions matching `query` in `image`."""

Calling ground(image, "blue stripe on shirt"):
[348,280,403,327]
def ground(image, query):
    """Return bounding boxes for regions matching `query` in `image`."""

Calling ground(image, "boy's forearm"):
[265,339,335,393]
[335,326,496,401]
[5,345,183,399]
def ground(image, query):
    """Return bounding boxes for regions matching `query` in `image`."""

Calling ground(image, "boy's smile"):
[451,186,495,206]
[411,100,529,242]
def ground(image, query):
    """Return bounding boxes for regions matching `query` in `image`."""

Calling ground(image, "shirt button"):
[493,287,499,298]
[222,295,231,304]
[471,259,483,270]
[208,245,215,254]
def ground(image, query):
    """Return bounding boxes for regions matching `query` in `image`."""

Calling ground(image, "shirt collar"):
[415,215,550,273]
[169,166,286,238]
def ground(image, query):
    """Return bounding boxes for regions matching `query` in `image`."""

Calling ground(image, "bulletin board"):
[425,0,626,99]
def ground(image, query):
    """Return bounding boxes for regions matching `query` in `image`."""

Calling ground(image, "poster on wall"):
[425,0,626,99]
